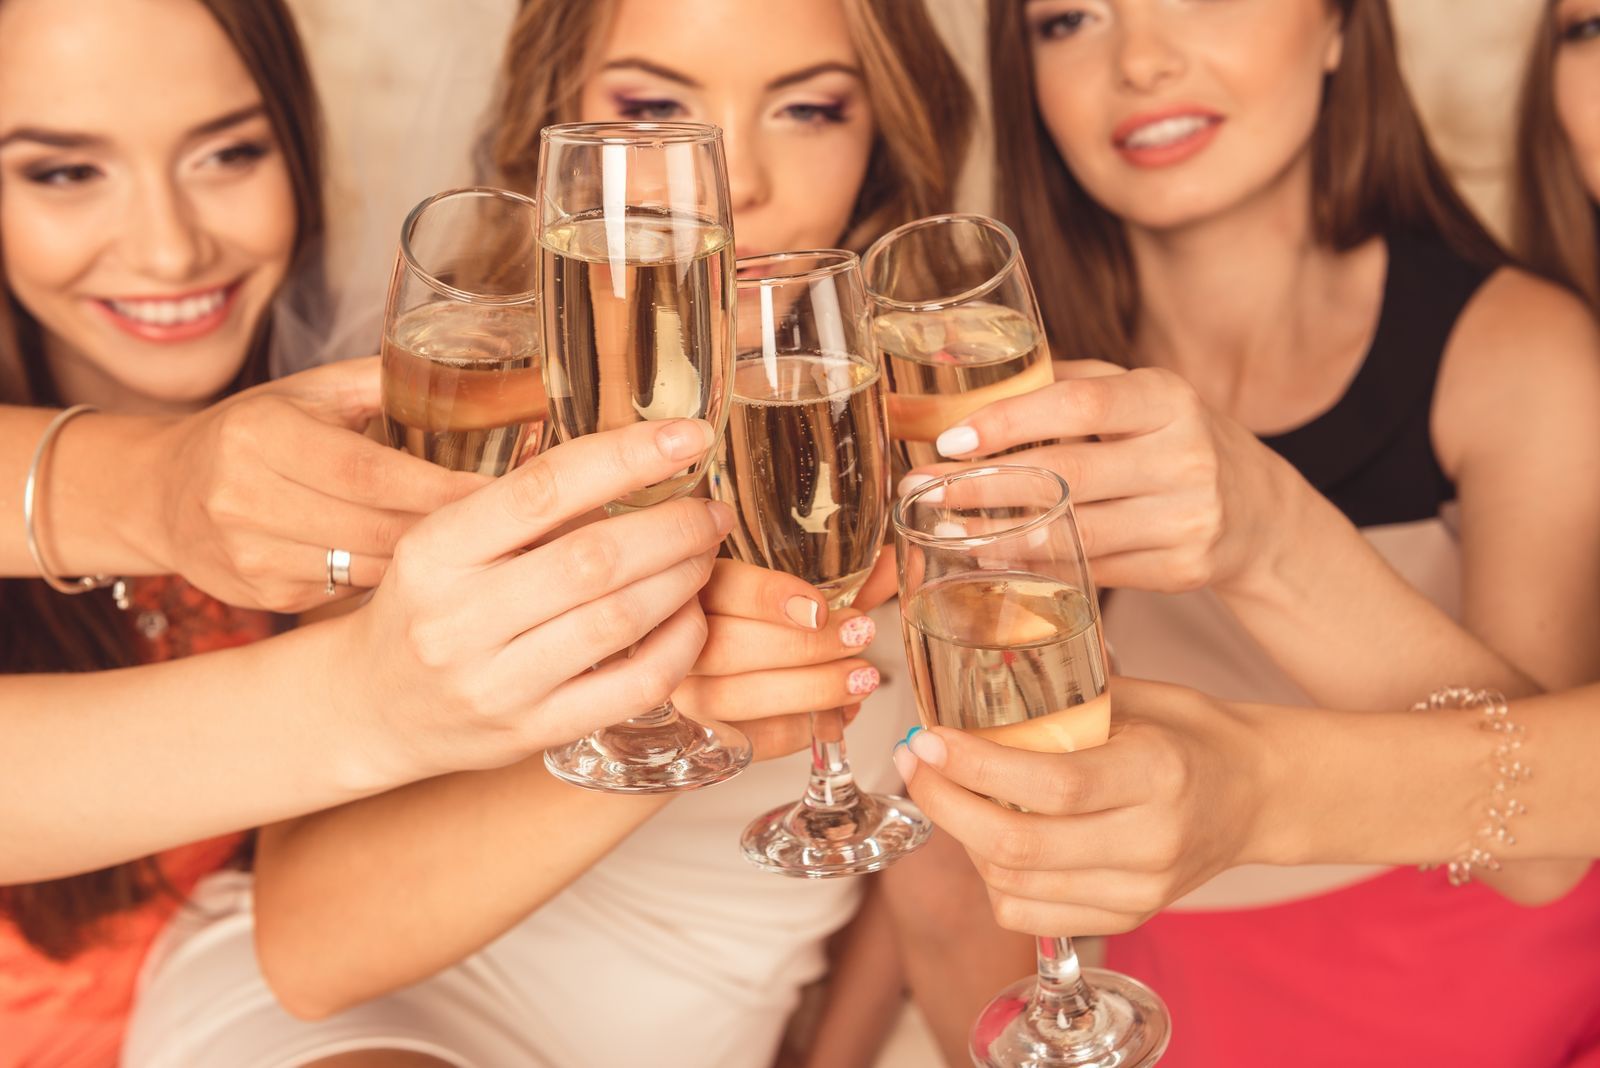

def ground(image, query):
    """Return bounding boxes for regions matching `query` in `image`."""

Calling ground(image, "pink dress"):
[1102,235,1600,1066]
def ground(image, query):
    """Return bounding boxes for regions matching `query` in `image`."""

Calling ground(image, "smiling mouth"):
[92,281,244,342]
[1118,114,1220,150]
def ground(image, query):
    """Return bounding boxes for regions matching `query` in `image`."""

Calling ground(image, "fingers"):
[698,558,830,631]
[534,600,709,748]
[901,728,1142,816]
[694,608,877,676]
[1051,358,1126,381]
[470,497,731,643]
[898,436,1154,506]
[980,885,1148,938]
[277,416,488,514]
[674,658,880,720]
[500,552,716,704]
[931,368,1183,459]
[417,419,715,565]
[261,356,384,431]
[851,552,899,614]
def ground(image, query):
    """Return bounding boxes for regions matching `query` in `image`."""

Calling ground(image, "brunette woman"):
[892,1,1600,1064]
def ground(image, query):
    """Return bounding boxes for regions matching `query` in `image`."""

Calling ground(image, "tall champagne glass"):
[894,466,1171,1067]
[536,122,750,794]
[381,187,545,475]
[709,250,931,877]
[862,213,1058,483]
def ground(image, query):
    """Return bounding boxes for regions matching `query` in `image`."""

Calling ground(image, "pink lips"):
[1111,106,1224,169]
[90,281,243,343]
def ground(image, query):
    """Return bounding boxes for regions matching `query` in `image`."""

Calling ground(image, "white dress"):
[122,601,918,1068]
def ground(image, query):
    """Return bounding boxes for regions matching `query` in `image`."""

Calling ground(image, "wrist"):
[1213,453,1340,608]
[308,608,425,797]
[106,414,183,573]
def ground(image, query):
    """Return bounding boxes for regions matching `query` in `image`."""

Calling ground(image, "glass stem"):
[1031,936,1096,1025]
[802,707,858,810]
[621,699,677,730]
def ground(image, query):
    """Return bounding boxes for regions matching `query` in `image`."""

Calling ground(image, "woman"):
[891,0,1600,1065]
[1516,0,1600,313]
[0,0,782,1062]
[129,2,975,1067]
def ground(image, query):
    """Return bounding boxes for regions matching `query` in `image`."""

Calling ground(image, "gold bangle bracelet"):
[22,404,129,608]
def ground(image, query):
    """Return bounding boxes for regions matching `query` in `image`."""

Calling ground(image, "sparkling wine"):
[902,571,1110,755]
[873,302,1054,471]
[711,352,889,607]
[540,208,733,508]
[381,302,545,475]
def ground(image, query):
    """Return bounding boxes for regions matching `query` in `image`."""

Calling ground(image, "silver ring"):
[325,548,353,595]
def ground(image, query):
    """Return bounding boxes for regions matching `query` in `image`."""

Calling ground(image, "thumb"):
[267,356,383,430]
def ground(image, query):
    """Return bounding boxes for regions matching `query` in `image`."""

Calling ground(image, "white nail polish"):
[936,426,979,457]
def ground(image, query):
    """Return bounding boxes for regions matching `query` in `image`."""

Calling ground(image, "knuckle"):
[403,617,453,672]
[565,533,619,591]
[628,657,678,711]
[989,893,1035,934]
[503,457,563,524]
[990,824,1040,870]
[586,594,642,648]
[336,445,386,498]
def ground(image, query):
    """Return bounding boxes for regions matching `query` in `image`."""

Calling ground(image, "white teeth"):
[108,288,227,326]
[1124,115,1211,149]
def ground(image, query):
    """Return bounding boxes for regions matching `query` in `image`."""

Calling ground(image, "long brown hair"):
[1513,1,1600,313]
[0,0,324,960]
[487,0,974,252]
[988,0,1507,361]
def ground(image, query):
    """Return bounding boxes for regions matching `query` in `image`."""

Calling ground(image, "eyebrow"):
[0,103,267,151]
[600,57,863,93]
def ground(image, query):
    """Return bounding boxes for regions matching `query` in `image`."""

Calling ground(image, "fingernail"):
[847,666,880,696]
[657,419,714,461]
[936,425,979,457]
[704,499,735,535]
[908,728,947,767]
[784,596,822,630]
[839,615,875,648]
[897,473,944,502]
[892,742,918,783]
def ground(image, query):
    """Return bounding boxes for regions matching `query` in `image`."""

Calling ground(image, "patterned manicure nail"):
[839,615,876,648]
[847,666,881,696]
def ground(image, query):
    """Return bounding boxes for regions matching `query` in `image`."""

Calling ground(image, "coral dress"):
[0,577,277,1068]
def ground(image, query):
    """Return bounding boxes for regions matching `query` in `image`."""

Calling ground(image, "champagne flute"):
[862,213,1058,482]
[893,465,1171,1068]
[381,186,546,475]
[709,250,931,877]
[536,121,751,794]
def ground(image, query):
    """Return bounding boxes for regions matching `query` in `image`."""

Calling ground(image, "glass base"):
[544,708,751,795]
[971,968,1170,1068]
[740,791,932,878]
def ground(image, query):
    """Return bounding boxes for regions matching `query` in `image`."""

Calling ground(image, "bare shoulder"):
[1434,267,1600,475]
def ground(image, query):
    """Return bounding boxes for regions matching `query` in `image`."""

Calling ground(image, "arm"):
[0,359,485,612]
[1,420,725,881]
[895,678,1600,937]
[253,560,884,1019]
[911,277,1600,709]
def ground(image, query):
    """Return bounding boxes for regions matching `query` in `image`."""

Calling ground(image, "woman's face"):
[1024,0,1343,233]
[1555,0,1600,203]
[0,0,296,411]
[580,0,876,259]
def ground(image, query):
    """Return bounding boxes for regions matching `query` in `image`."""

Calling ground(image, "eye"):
[208,140,271,169]
[614,97,687,121]
[1032,9,1092,40]
[778,102,847,126]
[23,162,102,188]
[1561,15,1600,42]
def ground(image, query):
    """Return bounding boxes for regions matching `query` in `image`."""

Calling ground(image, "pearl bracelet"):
[1412,687,1527,886]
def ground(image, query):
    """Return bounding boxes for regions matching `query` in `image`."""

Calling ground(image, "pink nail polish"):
[847,666,880,696]
[839,615,876,648]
